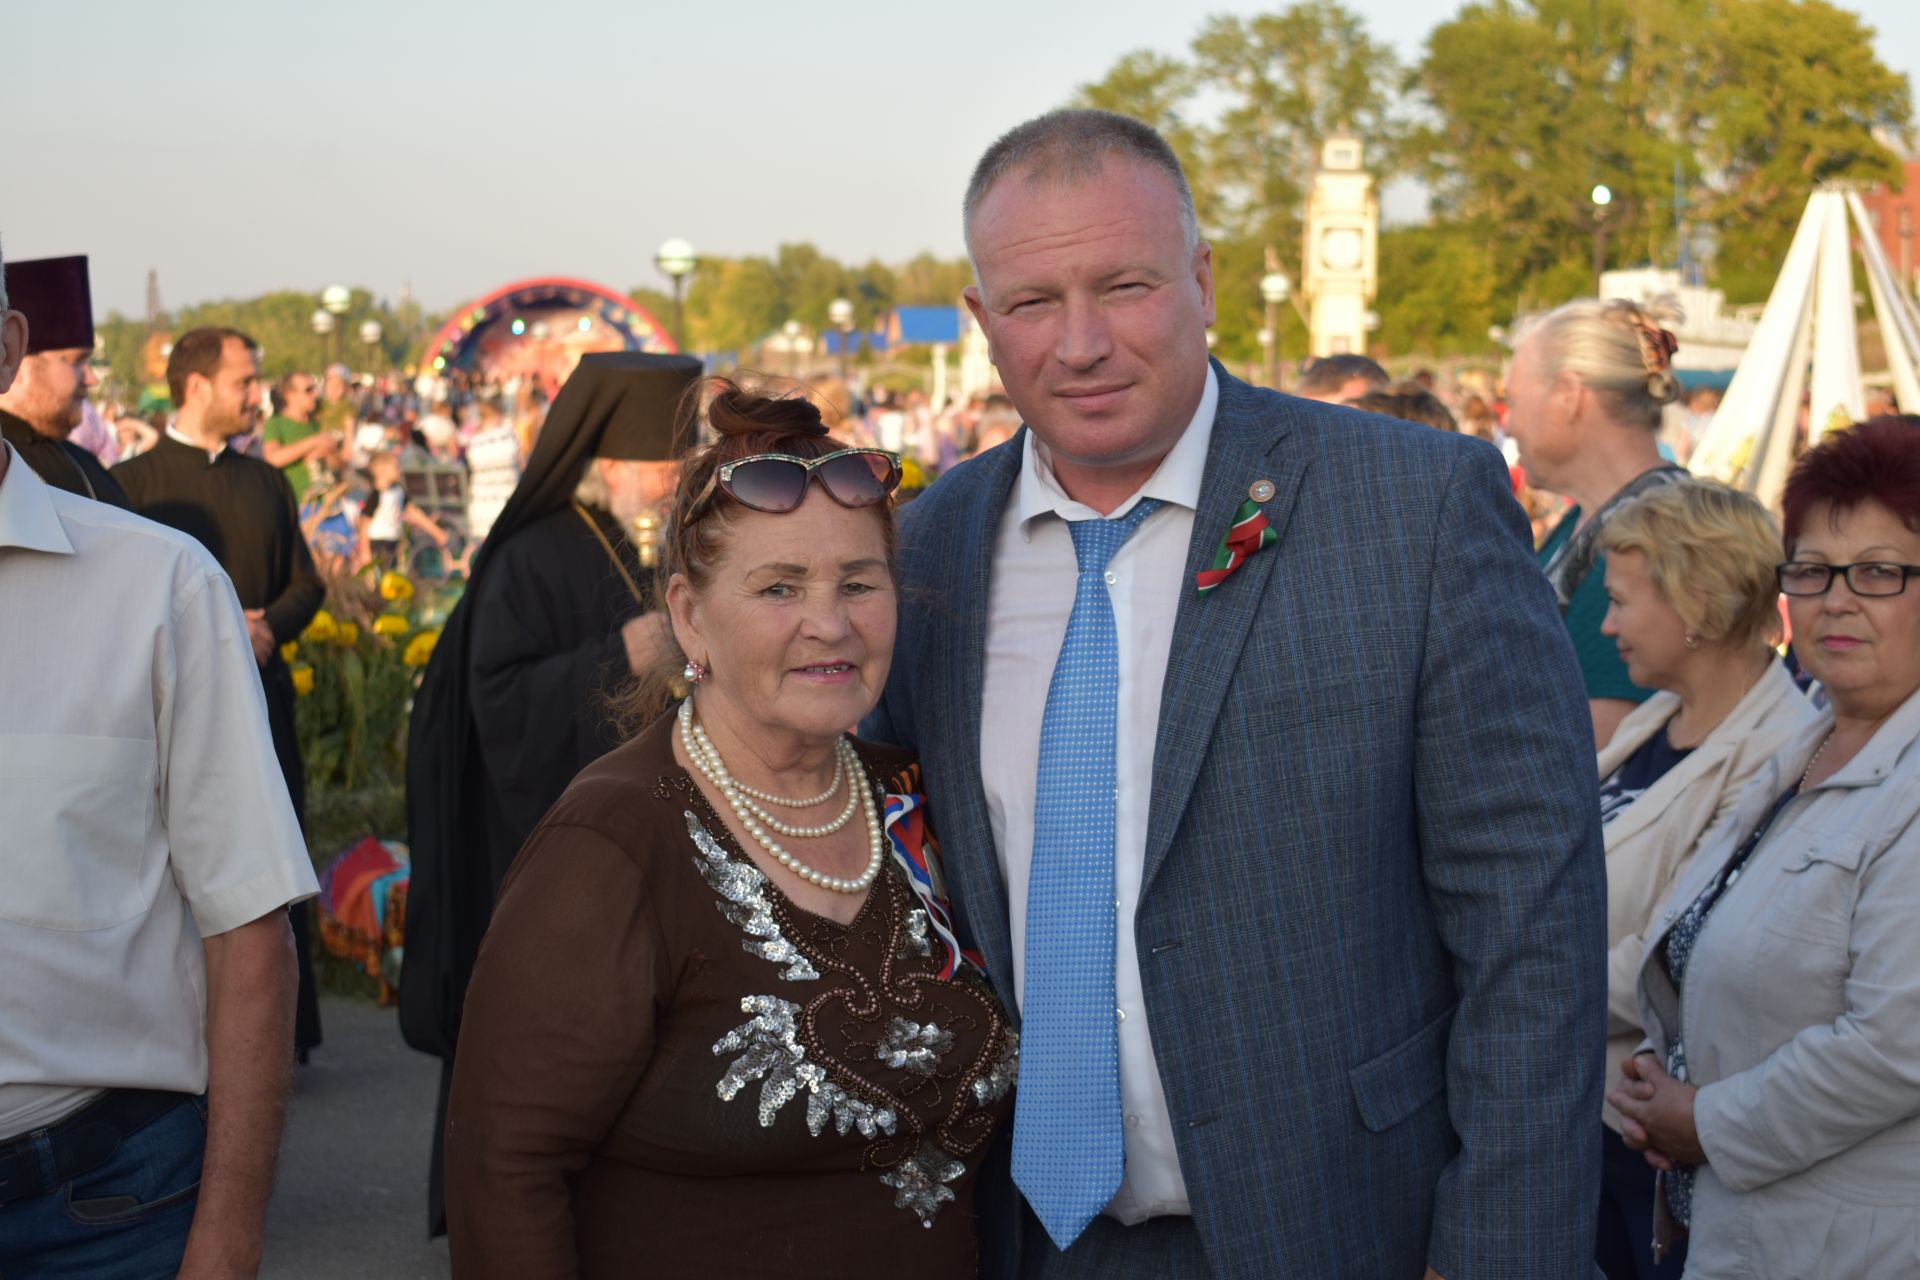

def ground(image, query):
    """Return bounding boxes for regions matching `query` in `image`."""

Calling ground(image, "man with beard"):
[0,255,130,509]
[402,351,701,1234]
[115,328,327,1062]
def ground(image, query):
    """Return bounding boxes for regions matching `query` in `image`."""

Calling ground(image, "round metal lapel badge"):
[1249,479,1276,503]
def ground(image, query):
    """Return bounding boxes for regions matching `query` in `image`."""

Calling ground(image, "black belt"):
[0,1089,192,1208]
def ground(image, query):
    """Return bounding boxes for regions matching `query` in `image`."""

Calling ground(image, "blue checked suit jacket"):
[866,365,1607,1280]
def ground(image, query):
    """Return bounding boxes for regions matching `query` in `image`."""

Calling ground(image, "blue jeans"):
[0,1094,205,1280]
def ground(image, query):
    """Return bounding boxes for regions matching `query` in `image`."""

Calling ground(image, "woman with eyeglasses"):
[1611,417,1920,1278]
[1585,480,1816,1280]
[443,380,1016,1279]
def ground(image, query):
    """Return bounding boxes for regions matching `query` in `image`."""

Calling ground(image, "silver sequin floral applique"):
[971,1030,1019,1108]
[879,1141,966,1228]
[896,908,933,960]
[713,996,898,1136]
[875,1017,955,1076]
[686,812,819,981]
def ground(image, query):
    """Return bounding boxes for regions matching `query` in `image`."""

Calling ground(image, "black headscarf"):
[399,352,701,1059]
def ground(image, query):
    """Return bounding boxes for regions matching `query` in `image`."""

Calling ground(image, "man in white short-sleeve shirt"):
[0,261,319,1277]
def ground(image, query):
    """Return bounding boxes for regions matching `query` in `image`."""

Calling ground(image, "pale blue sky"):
[8,0,1917,318]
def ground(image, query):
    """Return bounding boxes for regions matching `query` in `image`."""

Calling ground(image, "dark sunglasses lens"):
[722,458,810,512]
[818,452,899,507]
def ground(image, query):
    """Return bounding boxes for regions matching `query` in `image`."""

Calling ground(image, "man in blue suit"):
[867,109,1607,1279]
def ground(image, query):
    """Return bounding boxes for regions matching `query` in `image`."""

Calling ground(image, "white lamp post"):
[656,238,697,352]
[1259,271,1291,388]
[358,319,383,373]
[1590,184,1614,295]
[828,297,855,381]
[782,319,804,377]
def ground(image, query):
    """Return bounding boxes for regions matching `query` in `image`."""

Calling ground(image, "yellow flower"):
[373,613,411,637]
[279,640,298,664]
[302,609,338,644]
[379,572,415,602]
[403,629,440,668]
[291,664,315,697]
[335,622,360,646]
[899,458,928,490]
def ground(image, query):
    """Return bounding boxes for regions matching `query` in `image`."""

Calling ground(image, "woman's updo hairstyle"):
[663,376,897,597]
[1518,297,1682,429]
[611,376,898,732]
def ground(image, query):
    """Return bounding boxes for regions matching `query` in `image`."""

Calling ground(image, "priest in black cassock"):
[0,255,131,509]
[401,351,700,1234]
[114,327,326,1058]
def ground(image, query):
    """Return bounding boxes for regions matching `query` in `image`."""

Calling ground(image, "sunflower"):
[373,613,411,637]
[379,572,415,602]
[291,664,315,696]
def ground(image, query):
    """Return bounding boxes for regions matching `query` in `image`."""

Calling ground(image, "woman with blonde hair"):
[1612,418,1920,1277]
[1588,480,1816,1278]
[1507,298,1689,746]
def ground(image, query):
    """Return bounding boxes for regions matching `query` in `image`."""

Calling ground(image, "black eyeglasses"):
[688,448,901,520]
[1777,561,1920,597]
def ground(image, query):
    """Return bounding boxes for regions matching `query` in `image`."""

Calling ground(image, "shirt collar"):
[1014,364,1219,539]
[0,441,77,555]
[165,424,228,461]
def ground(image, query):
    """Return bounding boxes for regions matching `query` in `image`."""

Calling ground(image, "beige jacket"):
[1635,684,1920,1279]
[1597,660,1815,1130]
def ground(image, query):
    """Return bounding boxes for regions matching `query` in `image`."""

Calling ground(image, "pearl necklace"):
[678,699,885,894]
[686,712,858,838]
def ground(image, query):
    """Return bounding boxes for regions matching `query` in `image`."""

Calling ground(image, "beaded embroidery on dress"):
[678,777,1017,1229]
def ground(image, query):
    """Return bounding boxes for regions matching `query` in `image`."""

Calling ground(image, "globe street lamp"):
[1590,184,1614,296]
[310,308,336,366]
[828,297,855,382]
[359,319,384,374]
[655,238,697,353]
[1259,271,1291,389]
[322,284,352,367]
[782,319,805,378]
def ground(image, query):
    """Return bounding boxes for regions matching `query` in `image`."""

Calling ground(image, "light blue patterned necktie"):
[1012,497,1162,1251]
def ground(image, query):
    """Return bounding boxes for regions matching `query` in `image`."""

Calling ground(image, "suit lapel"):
[1142,369,1302,894]
[936,438,1022,1002]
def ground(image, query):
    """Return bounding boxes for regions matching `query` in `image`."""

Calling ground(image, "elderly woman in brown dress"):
[445,382,1017,1278]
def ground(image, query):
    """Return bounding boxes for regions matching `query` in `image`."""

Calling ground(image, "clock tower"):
[1301,131,1378,358]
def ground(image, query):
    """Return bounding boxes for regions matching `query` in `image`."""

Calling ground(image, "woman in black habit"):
[400,352,701,1234]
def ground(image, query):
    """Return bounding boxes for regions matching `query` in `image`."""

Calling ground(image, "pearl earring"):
[683,659,709,684]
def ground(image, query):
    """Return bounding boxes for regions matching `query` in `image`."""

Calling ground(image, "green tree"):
[1191,4,1402,250]
[1700,0,1912,300]
[1410,0,1909,311]
[683,257,787,354]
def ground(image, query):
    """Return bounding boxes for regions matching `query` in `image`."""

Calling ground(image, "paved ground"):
[262,996,451,1279]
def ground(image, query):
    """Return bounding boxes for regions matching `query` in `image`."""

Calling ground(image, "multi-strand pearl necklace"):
[678,698,884,894]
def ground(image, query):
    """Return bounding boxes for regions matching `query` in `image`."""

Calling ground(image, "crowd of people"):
[4,104,1920,1280]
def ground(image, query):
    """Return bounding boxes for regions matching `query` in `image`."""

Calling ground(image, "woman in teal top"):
[1506,297,1688,748]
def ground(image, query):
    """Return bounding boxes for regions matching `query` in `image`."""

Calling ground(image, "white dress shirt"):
[0,443,318,1137]
[981,366,1218,1222]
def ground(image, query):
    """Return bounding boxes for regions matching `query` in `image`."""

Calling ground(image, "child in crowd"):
[358,450,449,570]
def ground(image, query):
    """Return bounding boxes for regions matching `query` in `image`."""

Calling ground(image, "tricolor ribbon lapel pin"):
[1195,481,1278,597]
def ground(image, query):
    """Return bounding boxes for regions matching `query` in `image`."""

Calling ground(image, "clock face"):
[1321,227,1363,272]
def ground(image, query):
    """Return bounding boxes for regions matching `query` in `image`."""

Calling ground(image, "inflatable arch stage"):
[421,277,677,386]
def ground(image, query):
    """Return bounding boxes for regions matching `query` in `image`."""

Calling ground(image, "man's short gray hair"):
[962,109,1200,265]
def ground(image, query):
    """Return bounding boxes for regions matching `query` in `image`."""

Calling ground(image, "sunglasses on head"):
[688,448,901,519]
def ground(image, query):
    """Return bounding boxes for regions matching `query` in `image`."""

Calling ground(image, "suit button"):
[1124,1114,1140,1129]
[1116,1007,1127,1023]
